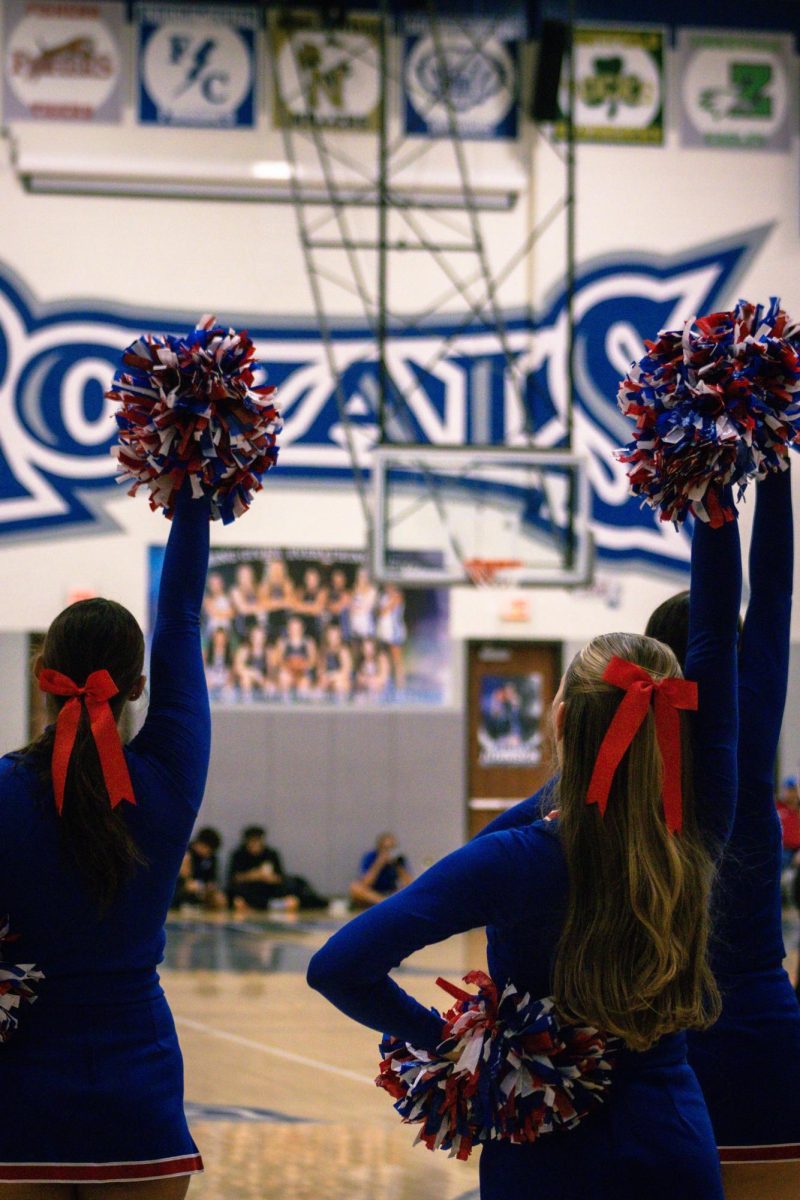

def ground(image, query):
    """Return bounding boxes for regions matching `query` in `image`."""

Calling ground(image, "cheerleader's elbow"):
[307,944,343,997]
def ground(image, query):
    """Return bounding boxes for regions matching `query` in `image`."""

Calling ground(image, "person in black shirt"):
[227,825,300,914]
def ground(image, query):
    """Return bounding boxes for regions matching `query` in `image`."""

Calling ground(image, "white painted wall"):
[0,632,29,753]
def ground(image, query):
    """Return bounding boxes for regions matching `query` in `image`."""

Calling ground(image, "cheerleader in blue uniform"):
[0,487,210,1196]
[647,468,800,1198]
[308,512,740,1199]
[479,475,800,1198]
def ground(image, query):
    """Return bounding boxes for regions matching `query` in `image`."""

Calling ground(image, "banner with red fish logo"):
[3,1,124,124]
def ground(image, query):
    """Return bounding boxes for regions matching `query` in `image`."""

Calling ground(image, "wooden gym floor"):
[164,909,800,1200]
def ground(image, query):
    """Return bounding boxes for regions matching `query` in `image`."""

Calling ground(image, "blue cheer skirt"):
[0,989,202,1184]
[478,1053,724,1200]
[688,966,800,1163]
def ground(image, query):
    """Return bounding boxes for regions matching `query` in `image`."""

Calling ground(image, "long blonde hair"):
[552,632,720,1052]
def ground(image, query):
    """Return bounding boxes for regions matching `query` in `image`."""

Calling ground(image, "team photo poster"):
[148,545,452,707]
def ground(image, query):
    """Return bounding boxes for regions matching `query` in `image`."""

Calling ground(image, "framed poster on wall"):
[477,672,544,767]
[467,641,561,837]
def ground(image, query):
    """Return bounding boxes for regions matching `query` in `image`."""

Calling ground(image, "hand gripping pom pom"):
[0,916,43,1044]
[616,298,800,526]
[107,315,282,523]
[375,971,619,1160]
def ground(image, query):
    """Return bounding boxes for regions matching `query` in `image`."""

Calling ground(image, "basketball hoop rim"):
[464,557,525,587]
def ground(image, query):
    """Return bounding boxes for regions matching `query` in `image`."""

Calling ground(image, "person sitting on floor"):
[349,832,412,908]
[227,825,300,914]
[173,827,226,911]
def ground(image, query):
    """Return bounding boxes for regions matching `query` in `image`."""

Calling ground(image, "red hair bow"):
[37,668,136,816]
[586,657,698,834]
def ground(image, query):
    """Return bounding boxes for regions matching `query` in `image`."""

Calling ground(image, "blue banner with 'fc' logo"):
[0,225,768,572]
[137,3,258,128]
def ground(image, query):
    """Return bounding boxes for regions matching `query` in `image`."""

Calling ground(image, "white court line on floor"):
[175,1015,375,1088]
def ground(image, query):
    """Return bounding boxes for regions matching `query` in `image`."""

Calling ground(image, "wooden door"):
[467,640,562,837]
[27,633,45,741]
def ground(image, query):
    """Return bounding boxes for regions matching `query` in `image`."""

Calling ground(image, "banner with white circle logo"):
[137,2,258,128]
[555,26,664,145]
[2,0,124,123]
[677,28,795,151]
[402,15,522,140]
[271,8,381,132]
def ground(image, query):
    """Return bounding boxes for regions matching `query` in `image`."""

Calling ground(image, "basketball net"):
[464,558,524,587]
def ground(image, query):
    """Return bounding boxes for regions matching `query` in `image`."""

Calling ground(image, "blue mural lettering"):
[0,226,768,570]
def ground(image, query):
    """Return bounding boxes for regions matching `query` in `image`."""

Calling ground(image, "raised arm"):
[737,467,793,790]
[308,831,525,1048]
[683,503,742,850]
[128,492,211,809]
[706,470,792,973]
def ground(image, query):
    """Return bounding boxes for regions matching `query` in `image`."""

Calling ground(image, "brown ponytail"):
[23,599,147,910]
[552,631,720,1052]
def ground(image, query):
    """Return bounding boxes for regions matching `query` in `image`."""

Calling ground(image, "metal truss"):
[272,2,578,574]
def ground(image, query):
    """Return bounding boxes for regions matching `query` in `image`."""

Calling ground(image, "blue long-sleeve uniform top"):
[711,469,792,973]
[0,493,211,1006]
[685,469,800,1148]
[308,515,741,1057]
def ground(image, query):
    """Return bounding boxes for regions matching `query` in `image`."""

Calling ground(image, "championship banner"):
[137,3,258,128]
[677,29,795,151]
[555,26,664,145]
[270,9,381,132]
[402,14,522,140]
[2,1,125,124]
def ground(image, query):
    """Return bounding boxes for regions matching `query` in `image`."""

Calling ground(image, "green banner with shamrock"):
[553,26,664,145]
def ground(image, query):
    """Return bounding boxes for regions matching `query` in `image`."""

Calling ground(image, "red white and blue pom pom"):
[0,916,43,1044]
[107,316,282,523]
[616,298,800,526]
[376,971,619,1160]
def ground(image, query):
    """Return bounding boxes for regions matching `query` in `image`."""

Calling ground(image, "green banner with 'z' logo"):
[677,28,795,151]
